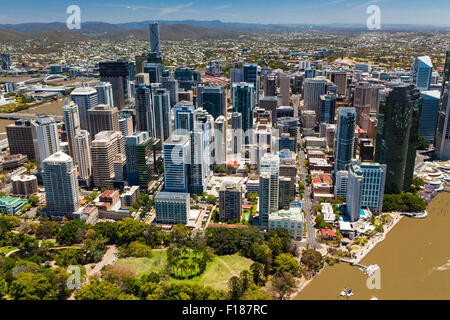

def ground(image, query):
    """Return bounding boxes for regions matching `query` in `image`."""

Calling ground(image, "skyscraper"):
[88,104,120,137]
[125,131,154,189]
[1,53,11,70]
[34,114,60,170]
[214,116,226,165]
[135,84,153,135]
[198,86,226,119]
[232,82,255,143]
[63,101,81,165]
[411,56,433,92]
[242,64,259,90]
[419,90,440,142]
[161,76,179,107]
[303,77,327,113]
[163,135,190,193]
[319,93,336,124]
[99,60,130,108]
[231,112,242,155]
[327,71,347,95]
[153,88,172,144]
[173,102,195,132]
[436,82,450,160]
[6,119,38,161]
[334,107,356,172]
[95,81,114,107]
[259,154,280,229]
[70,86,99,131]
[374,85,422,193]
[42,152,80,218]
[149,22,161,54]
[219,182,242,221]
[353,82,372,130]
[264,74,277,97]
[359,161,387,214]
[280,74,291,106]
[346,161,363,222]
[74,130,92,185]
[91,131,124,188]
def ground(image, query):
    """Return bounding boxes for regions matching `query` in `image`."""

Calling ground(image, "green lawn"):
[116,251,167,274]
[117,251,253,291]
[0,246,18,255]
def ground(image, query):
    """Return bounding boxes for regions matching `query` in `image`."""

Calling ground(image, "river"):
[295,191,450,300]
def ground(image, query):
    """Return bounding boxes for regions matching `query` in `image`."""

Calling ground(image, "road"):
[298,136,320,250]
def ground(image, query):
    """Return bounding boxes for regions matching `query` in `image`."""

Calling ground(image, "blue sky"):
[0,0,449,25]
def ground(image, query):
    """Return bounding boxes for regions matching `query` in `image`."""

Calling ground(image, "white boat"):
[347,289,354,298]
[340,288,346,296]
[370,296,378,300]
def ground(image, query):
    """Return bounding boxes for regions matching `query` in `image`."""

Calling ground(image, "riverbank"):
[295,191,450,300]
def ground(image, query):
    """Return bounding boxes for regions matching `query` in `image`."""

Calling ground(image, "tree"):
[28,195,40,207]
[54,247,83,267]
[241,285,272,300]
[9,273,53,300]
[250,262,266,286]
[301,249,324,275]
[143,225,163,248]
[273,253,302,277]
[116,218,146,245]
[75,280,123,300]
[56,219,89,245]
[36,221,59,239]
[227,276,243,300]
[0,278,7,300]
[417,136,430,150]
[271,272,296,300]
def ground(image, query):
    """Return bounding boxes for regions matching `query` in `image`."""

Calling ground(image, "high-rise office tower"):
[259,96,278,122]
[74,130,92,185]
[87,104,120,137]
[334,170,349,198]
[125,131,154,189]
[419,90,440,143]
[174,102,195,133]
[319,93,336,124]
[374,85,422,193]
[334,107,356,172]
[155,192,190,225]
[63,101,81,165]
[264,74,277,97]
[135,84,153,135]
[99,60,130,108]
[189,109,213,194]
[198,86,226,119]
[231,112,242,155]
[280,74,291,106]
[277,117,298,142]
[242,64,259,90]
[303,77,327,113]
[358,161,387,214]
[259,153,280,229]
[153,88,172,144]
[35,114,60,170]
[91,131,124,188]
[143,62,162,84]
[163,135,190,193]
[128,61,136,81]
[95,81,114,107]
[70,86,99,131]
[230,68,242,84]
[353,82,372,130]
[327,71,347,95]
[436,82,450,160]
[346,161,363,222]
[219,182,242,221]
[42,152,80,218]
[6,119,38,161]
[149,22,161,54]
[1,53,10,70]
[410,56,433,92]
[232,82,255,143]
[278,177,292,210]
[276,106,294,119]
[214,116,226,165]
[114,154,127,183]
[161,76,179,107]
[119,113,134,137]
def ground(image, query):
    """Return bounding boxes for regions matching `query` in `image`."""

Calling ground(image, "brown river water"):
[295,191,450,300]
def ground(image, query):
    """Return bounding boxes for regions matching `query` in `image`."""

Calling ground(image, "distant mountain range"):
[0,20,449,42]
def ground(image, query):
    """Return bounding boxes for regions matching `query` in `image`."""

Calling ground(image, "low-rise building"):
[155,192,190,225]
[12,174,38,195]
[120,186,140,208]
[269,202,304,240]
[0,196,28,215]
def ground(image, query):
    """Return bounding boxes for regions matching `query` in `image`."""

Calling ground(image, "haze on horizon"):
[0,0,449,27]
